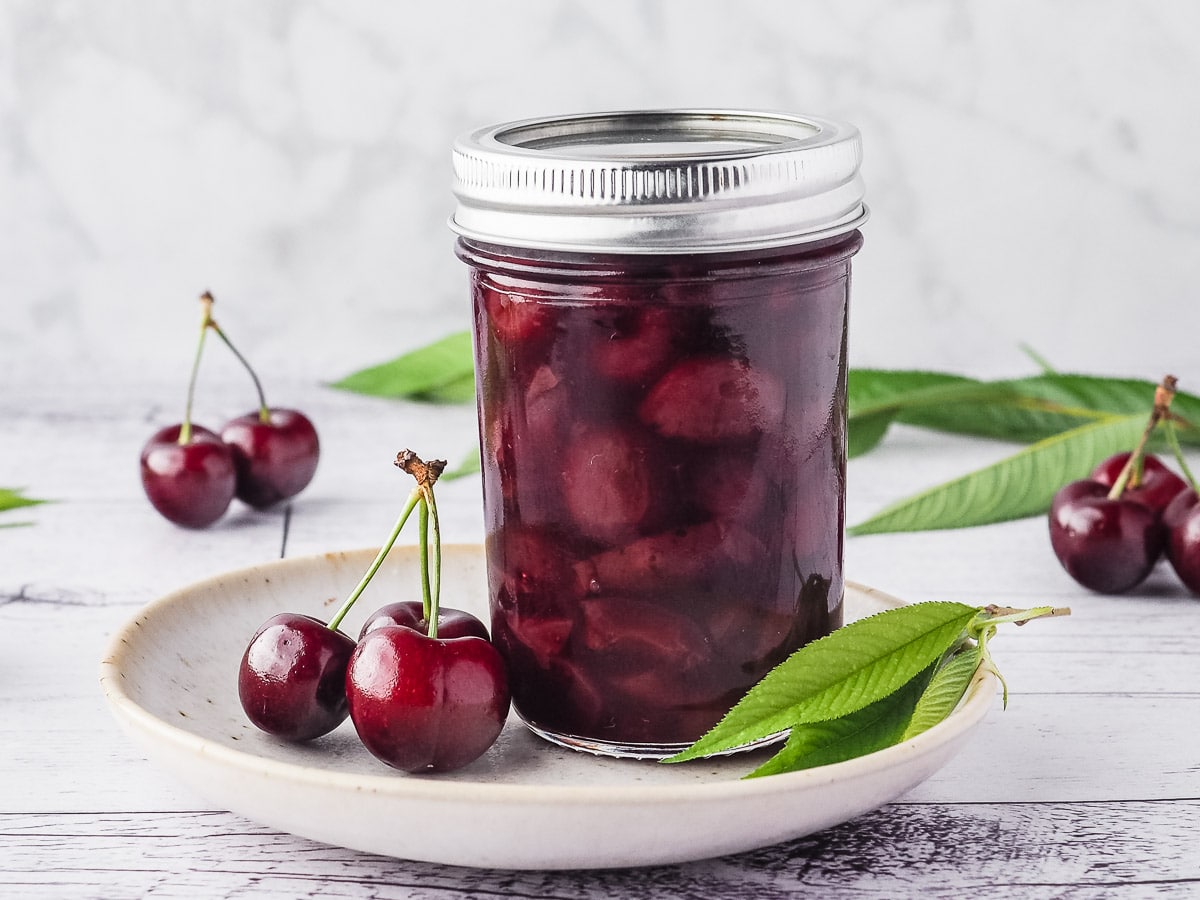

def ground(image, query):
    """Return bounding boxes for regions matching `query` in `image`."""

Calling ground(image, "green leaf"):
[0,488,47,528]
[1,488,46,513]
[328,331,474,402]
[846,370,1021,458]
[664,601,978,762]
[897,373,1200,447]
[413,372,476,404]
[746,665,934,777]
[441,445,481,481]
[848,369,983,413]
[847,413,1147,536]
[900,642,985,741]
[848,410,896,459]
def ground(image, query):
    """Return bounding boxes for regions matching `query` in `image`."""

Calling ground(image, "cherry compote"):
[463,238,859,753]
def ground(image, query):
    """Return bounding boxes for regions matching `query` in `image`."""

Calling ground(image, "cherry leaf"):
[746,666,934,777]
[0,487,47,528]
[901,643,985,741]
[664,602,977,762]
[848,413,1146,536]
[328,331,475,402]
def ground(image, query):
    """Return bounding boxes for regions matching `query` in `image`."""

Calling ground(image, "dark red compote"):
[463,238,859,752]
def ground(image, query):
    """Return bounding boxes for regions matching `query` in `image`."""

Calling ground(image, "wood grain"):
[3,802,1197,899]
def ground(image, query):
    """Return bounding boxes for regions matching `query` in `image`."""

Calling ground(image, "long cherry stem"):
[1163,415,1200,494]
[417,494,432,628]
[178,294,215,445]
[200,290,271,422]
[394,450,447,640]
[327,487,422,632]
[1107,375,1177,501]
[424,482,442,638]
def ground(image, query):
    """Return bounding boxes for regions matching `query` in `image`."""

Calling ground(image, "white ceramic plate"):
[100,545,996,870]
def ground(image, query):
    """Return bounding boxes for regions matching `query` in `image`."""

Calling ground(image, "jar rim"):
[450,109,867,254]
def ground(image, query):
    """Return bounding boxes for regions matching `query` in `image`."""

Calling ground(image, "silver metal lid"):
[450,109,866,254]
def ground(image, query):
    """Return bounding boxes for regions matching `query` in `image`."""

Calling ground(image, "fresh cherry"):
[238,613,356,741]
[1089,452,1187,514]
[1166,492,1200,594]
[220,408,320,508]
[201,291,319,508]
[140,423,236,528]
[359,600,490,641]
[1162,487,1198,535]
[345,625,510,773]
[1048,478,1164,593]
[1048,377,1195,594]
[141,293,235,527]
[143,291,319,525]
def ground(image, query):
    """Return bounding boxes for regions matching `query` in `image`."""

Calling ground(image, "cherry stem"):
[417,494,432,628]
[973,604,1072,628]
[424,482,442,636]
[178,294,215,445]
[395,450,447,640]
[1163,415,1200,495]
[327,487,423,633]
[1107,375,1178,501]
[200,290,271,422]
[967,604,1070,711]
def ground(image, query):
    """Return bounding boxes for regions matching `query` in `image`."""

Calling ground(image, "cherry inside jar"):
[459,234,861,754]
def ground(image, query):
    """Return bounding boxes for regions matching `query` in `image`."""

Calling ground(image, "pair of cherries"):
[140,292,319,528]
[1049,451,1188,593]
[238,452,510,773]
[1049,378,1200,595]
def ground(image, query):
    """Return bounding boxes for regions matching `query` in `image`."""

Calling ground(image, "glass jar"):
[451,110,867,758]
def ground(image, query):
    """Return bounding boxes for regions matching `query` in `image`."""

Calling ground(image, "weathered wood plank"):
[1,802,1197,899]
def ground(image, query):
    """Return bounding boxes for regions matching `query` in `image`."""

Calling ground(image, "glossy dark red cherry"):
[238,613,357,741]
[345,625,510,773]
[1048,479,1164,593]
[1162,487,1198,535]
[1089,452,1187,514]
[358,600,490,641]
[140,424,236,528]
[220,409,320,508]
[1162,488,1200,594]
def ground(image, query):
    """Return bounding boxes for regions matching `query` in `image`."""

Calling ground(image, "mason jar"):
[451,110,867,757]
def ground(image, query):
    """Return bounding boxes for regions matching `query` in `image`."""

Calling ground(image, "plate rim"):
[99,544,998,807]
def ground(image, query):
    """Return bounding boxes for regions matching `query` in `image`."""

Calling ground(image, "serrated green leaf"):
[846,370,1021,459]
[900,643,984,741]
[897,373,1200,447]
[847,413,1146,536]
[848,369,983,413]
[664,601,978,762]
[328,331,474,401]
[746,665,934,777]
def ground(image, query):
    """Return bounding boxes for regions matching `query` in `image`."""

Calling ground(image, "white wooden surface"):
[3,368,1199,898]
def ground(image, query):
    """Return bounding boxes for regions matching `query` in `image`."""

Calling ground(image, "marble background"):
[3,0,1198,386]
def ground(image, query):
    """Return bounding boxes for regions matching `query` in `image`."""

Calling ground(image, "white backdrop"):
[3,0,1198,385]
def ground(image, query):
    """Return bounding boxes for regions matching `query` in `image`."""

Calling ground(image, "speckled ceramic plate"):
[99,545,996,870]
